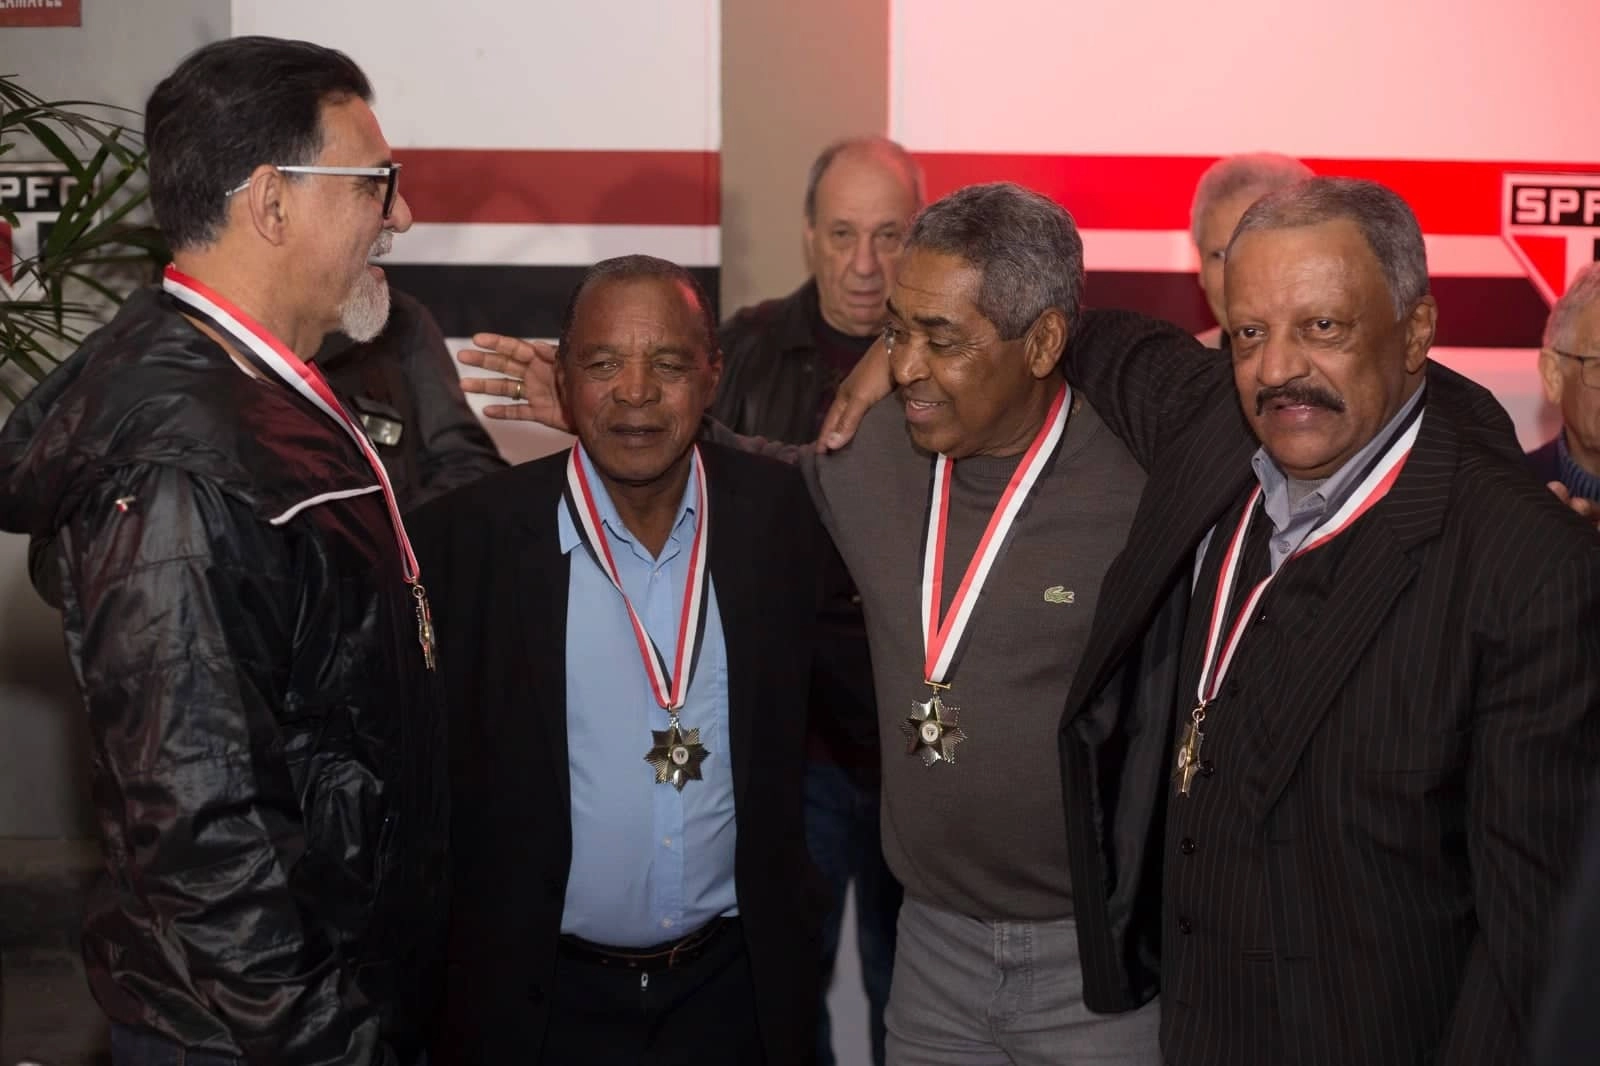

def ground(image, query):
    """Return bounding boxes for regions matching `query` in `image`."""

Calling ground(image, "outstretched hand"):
[816,336,894,452]
[457,333,569,431]
[1548,480,1600,528]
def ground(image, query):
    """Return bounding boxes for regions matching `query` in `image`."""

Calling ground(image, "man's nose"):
[1255,332,1311,387]
[890,338,927,387]
[386,191,414,233]
[848,234,879,278]
[614,360,660,405]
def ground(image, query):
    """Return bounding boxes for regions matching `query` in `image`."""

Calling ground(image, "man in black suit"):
[821,176,1600,1065]
[1051,178,1600,1065]
[409,255,823,1065]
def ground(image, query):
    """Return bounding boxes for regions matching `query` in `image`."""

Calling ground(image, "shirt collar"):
[557,445,701,560]
[1251,384,1426,535]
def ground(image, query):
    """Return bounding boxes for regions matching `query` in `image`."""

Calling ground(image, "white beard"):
[339,266,391,342]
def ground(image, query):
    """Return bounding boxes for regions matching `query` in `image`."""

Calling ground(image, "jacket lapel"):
[508,467,573,831]
[1065,398,1257,721]
[703,449,759,812]
[1238,401,1457,822]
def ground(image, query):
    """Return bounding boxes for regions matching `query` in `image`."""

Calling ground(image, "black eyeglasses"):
[1550,347,1600,389]
[226,163,403,219]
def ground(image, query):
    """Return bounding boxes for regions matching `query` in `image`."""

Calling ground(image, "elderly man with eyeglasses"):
[1529,262,1600,526]
[0,36,444,1066]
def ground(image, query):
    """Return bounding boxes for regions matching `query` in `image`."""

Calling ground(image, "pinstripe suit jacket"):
[1057,310,1600,1066]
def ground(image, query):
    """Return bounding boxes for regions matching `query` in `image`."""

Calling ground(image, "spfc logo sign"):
[1502,172,1600,306]
[0,163,78,297]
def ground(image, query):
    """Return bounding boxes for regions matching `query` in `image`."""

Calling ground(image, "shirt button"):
[662,837,672,847]
[1179,837,1197,855]
[661,918,674,929]
[1178,916,1193,935]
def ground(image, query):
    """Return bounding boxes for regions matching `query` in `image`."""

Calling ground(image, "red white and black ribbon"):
[1195,407,1424,708]
[921,382,1072,686]
[161,265,422,586]
[564,444,711,711]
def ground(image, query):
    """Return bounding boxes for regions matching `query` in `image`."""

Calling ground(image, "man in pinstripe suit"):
[1051,177,1600,1066]
[822,176,1600,1065]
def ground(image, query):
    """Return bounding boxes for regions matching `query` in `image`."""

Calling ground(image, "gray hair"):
[1229,177,1429,320]
[905,182,1084,339]
[1189,153,1313,243]
[1544,262,1600,349]
[803,136,925,224]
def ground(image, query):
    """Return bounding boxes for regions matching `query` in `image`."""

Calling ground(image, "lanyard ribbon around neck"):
[920,382,1072,687]
[162,266,422,584]
[1194,408,1424,709]
[564,444,711,711]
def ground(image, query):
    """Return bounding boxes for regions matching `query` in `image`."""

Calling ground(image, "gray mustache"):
[1255,385,1345,415]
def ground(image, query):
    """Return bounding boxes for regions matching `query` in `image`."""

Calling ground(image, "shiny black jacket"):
[0,288,447,1064]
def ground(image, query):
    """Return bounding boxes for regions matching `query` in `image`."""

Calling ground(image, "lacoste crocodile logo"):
[1043,585,1075,605]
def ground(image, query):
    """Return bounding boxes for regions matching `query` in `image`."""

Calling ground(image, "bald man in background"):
[1189,153,1313,346]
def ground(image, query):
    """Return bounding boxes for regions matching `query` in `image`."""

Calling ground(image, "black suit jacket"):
[409,443,825,1065]
[1058,311,1600,1066]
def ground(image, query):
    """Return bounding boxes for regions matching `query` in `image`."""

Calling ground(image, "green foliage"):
[0,74,168,404]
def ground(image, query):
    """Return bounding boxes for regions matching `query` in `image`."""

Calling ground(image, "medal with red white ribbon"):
[161,266,437,671]
[1173,406,1424,796]
[905,382,1073,767]
[564,443,712,791]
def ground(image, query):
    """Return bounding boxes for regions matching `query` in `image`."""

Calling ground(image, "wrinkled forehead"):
[573,276,711,350]
[316,95,392,163]
[1225,222,1388,307]
[889,248,987,322]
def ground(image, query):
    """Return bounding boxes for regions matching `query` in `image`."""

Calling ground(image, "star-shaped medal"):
[903,692,967,767]
[645,717,710,791]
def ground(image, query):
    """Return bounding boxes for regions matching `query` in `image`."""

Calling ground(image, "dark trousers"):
[541,920,762,1066]
[805,760,901,1066]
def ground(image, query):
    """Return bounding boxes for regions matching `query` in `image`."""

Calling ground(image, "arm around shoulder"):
[1063,309,1232,470]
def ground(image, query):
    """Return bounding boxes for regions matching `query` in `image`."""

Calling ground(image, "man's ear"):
[1403,295,1438,374]
[1024,308,1068,380]
[232,164,294,247]
[1538,346,1565,406]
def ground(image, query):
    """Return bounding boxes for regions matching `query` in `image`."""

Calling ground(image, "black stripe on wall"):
[1086,271,1552,348]
[385,264,720,339]
[392,263,1549,349]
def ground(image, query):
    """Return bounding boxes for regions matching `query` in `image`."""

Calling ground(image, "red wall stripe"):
[396,149,721,226]
[914,153,1600,236]
[388,148,1598,235]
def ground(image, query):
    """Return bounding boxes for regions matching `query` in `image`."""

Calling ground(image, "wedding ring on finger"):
[509,378,525,402]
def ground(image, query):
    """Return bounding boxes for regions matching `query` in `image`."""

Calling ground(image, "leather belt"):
[558,917,734,974]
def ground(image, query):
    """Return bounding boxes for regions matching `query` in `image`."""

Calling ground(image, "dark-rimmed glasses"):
[226,163,403,219]
[1549,347,1600,389]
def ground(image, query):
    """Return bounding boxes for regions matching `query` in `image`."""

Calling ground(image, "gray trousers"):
[885,898,1161,1066]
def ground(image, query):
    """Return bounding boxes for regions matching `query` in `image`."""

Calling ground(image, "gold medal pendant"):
[413,583,437,672]
[1173,703,1206,797]
[645,715,710,791]
[904,686,967,767]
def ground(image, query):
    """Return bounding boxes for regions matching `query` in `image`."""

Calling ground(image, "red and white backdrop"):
[232,0,719,457]
[891,0,1600,448]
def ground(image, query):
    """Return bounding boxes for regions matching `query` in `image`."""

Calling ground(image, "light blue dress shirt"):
[557,447,738,947]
